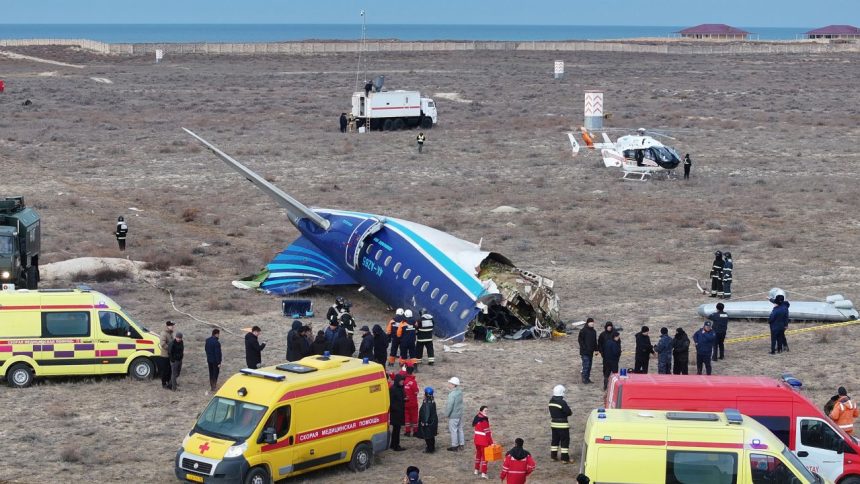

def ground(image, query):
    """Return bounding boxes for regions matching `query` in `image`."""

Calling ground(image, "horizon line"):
[0,22,818,29]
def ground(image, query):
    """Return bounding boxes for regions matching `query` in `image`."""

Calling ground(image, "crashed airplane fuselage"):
[185,129,559,339]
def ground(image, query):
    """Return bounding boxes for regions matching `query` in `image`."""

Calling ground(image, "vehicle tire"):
[7,363,34,388]
[840,477,860,484]
[421,117,433,129]
[243,466,270,484]
[347,442,373,472]
[129,357,155,380]
[383,119,394,131]
[26,265,37,289]
[393,118,405,131]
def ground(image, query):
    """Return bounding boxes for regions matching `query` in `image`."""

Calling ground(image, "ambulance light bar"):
[240,368,286,381]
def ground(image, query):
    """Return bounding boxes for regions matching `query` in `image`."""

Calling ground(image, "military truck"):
[0,197,40,289]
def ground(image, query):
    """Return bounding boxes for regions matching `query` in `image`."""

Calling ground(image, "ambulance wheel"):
[7,363,34,388]
[129,357,155,380]
[348,442,373,472]
[243,466,270,484]
[393,118,405,131]
[383,119,394,131]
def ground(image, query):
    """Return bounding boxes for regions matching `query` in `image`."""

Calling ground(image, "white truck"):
[351,90,437,131]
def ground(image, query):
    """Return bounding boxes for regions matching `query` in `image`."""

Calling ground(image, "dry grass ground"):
[0,46,859,483]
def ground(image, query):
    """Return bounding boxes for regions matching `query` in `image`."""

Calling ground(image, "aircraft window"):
[403,268,411,279]
[421,281,429,292]
[459,309,471,320]
[449,301,459,312]
[384,256,392,267]
[365,244,374,255]
[439,294,448,305]
[431,288,439,299]
[413,275,421,287]
[375,249,383,261]
[393,262,401,273]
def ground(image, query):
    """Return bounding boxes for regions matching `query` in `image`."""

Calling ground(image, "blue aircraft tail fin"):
[260,236,357,294]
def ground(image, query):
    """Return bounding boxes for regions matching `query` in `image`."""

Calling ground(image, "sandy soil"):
[0,45,859,483]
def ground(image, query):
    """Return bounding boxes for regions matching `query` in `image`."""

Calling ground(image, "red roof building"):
[805,25,860,39]
[677,24,750,40]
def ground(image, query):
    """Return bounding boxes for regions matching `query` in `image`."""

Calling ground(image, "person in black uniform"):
[339,112,348,133]
[340,312,356,339]
[548,385,573,463]
[708,303,730,361]
[635,149,645,167]
[115,216,128,251]
[709,251,724,298]
[672,328,690,375]
[390,374,407,451]
[722,252,734,299]
[577,318,598,384]
[326,296,348,326]
[415,311,435,368]
[358,325,374,360]
[372,324,388,365]
[683,153,692,179]
[633,326,655,374]
[602,331,621,390]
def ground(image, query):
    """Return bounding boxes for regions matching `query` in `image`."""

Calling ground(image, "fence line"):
[0,38,857,56]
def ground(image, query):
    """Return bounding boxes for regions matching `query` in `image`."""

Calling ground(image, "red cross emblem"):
[199,442,210,454]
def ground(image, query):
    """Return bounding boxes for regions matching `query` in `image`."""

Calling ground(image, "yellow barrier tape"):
[725,319,860,345]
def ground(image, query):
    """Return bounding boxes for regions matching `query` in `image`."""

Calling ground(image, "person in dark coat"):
[708,303,730,361]
[244,326,266,369]
[721,252,733,299]
[286,320,304,362]
[633,326,655,374]
[672,328,690,375]
[602,331,621,391]
[358,325,374,360]
[372,324,389,365]
[683,153,692,180]
[693,322,716,375]
[324,320,339,352]
[596,321,614,359]
[204,328,222,392]
[709,251,724,298]
[577,318,598,384]
[769,294,790,354]
[168,331,185,391]
[339,112,348,133]
[390,374,407,451]
[653,327,673,375]
[311,330,327,355]
[418,387,439,453]
[332,326,355,357]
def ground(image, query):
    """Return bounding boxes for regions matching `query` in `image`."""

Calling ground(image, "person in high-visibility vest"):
[830,387,859,434]
[416,132,426,153]
[115,216,128,251]
[548,385,572,463]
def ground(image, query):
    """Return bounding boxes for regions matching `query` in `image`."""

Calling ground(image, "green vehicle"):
[0,197,40,289]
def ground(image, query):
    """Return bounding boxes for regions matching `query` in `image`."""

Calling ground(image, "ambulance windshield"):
[194,397,267,441]
[0,236,13,255]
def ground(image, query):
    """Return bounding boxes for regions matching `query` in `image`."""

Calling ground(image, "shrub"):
[181,207,201,222]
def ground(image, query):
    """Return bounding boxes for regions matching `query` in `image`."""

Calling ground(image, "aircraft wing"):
[253,236,357,295]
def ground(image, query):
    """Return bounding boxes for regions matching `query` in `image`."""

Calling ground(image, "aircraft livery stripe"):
[595,438,743,449]
[278,371,385,402]
[276,245,340,272]
[267,263,333,276]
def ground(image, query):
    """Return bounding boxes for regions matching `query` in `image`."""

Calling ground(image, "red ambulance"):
[605,373,860,483]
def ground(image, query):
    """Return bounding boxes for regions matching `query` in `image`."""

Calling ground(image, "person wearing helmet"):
[709,251,724,298]
[415,310,435,368]
[326,296,348,327]
[387,308,405,366]
[398,309,418,367]
[721,252,733,299]
[418,387,439,453]
[548,385,573,463]
[446,376,465,451]
[115,215,128,251]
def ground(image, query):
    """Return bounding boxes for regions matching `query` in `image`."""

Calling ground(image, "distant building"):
[677,24,751,40]
[805,25,860,40]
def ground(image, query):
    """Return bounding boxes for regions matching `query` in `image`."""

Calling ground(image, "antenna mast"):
[354,10,368,93]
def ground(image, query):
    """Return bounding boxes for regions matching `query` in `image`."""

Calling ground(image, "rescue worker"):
[418,387,439,453]
[324,320,339,351]
[672,327,690,375]
[415,310,435,367]
[340,312,356,338]
[830,387,859,434]
[390,374,407,451]
[115,216,128,251]
[403,364,420,437]
[710,251,724,298]
[577,317,598,384]
[332,326,355,356]
[326,296,348,326]
[446,376,465,451]
[417,132,426,153]
[285,320,304,361]
[358,325,374,360]
[500,438,536,484]
[602,331,621,390]
[633,325,655,374]
[654,327,673,375]
[548,385,572,463]
[399,309,418,366]
[721,252,733,299]
[204,328,222,393]
[769,294,789,354]
[693,322,716,375]
[388,308,405,366]
[635,149,645,166]
[348,112,356,132]
[596,321,615,359]
[683,153,692,180]
[244,326,266,369]
[708,302,730,361]
[472,405,494,479]
[168,331,184,391]
[158,320,175,389]
[339,112,347,133]
[372,324,388,365]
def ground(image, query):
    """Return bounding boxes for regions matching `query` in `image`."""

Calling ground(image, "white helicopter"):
[568,127,683,181]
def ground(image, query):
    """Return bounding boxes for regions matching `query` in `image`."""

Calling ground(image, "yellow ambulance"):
[581,408,830,484]
[175,355,389,483]
[0,287,159,387]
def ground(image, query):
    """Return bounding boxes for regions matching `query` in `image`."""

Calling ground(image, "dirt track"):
[1,46,860,483]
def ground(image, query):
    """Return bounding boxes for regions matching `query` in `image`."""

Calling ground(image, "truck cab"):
[420,96,437,125]
[0,197,40,289]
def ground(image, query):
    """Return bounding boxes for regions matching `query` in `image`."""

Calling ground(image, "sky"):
[3,0,859,27]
